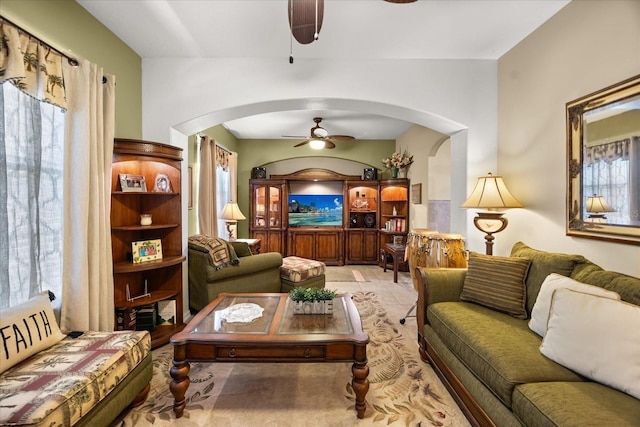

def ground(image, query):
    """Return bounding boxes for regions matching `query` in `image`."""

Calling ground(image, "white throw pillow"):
[529,273,620,337]
[0,292,66,373]
[540,288,640,399]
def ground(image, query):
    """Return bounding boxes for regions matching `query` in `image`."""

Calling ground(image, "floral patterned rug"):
[115,291,469,427]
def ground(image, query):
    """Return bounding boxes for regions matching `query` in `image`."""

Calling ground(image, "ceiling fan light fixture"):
[309,139,326,149]
[312,126,329,138]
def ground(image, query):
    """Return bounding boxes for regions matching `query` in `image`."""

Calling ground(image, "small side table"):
[236,238,261,254]
[381,243,406,283]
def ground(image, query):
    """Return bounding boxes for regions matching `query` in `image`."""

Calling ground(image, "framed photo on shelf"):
[119,174,147,192]
[153,173,173,193]
[132,239,163,263]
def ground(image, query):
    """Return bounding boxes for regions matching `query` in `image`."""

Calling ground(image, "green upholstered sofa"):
[188,240,284,312]
[415,242,640,426]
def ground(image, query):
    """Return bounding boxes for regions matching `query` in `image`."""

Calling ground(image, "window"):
[216,165,231,238]
[1,83,65,308]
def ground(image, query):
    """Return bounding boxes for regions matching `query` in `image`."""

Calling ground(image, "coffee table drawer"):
[216,345,325,360]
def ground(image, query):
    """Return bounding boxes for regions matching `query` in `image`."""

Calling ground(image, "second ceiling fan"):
[288,117,355,149]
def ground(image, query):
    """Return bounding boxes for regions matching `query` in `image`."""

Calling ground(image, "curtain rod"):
[0,15,80,66]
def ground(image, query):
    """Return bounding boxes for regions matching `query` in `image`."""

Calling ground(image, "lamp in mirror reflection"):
[461,172,523,255]
[220,202,246,241]
[586,195,615,223]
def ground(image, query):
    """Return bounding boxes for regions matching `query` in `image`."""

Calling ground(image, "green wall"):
[586,110,640,145]
[1,0,142,138]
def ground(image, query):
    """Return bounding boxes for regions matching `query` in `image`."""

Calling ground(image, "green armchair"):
[188,239,283,312]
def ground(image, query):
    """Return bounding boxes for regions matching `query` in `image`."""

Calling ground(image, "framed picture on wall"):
[412,183,422,204]
[188,166,193,209]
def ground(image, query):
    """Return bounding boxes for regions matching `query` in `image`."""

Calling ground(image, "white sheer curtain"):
[198,135,218,236]
[60,59,115,331]
[0,84,65,309]
[584,138,637,225]
[0,20,66,310]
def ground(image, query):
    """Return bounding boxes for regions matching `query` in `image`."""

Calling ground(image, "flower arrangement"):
[382,150,414,170]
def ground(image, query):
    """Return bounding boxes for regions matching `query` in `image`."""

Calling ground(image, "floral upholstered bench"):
[280,256,326,292]
[0,293,152,427]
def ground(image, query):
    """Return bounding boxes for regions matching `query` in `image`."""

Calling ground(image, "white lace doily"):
[218,303,264,323]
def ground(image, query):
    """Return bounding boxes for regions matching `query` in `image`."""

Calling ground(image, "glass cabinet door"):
[254,186,266,227]
[269,186,281,228]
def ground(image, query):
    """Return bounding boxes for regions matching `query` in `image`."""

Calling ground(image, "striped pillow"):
[460,252,531,319]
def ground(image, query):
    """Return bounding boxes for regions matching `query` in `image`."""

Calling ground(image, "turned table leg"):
[352,345,370,419]
[170,344,191,418]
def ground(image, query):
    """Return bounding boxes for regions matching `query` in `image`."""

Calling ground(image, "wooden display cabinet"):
[379,179,409,269]
[111,139,185,348]
[287,228,344,265]
[345,182,379,264]
[249,180,286,254]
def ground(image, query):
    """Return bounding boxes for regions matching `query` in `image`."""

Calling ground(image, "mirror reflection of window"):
[583,95,640,225]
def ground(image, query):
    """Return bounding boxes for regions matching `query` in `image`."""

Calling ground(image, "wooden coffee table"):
[169,292,370,418]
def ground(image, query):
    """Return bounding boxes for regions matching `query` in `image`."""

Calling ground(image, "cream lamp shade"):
[586,195,615,222]
[220,202,246,240]
[461,172,523,255]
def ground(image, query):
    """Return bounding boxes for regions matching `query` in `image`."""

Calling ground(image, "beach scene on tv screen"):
[288,194,343,226]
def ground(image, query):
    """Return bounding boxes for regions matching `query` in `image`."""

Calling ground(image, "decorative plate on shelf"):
[153,173,173,192]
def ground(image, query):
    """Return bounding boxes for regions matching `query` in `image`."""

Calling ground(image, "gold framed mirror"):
[567,74,640,245]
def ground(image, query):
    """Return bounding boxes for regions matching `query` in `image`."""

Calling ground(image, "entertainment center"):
[249,168,409,266]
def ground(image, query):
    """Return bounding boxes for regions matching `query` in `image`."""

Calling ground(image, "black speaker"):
[364,213,376,228]
[363,168,377,180]
[251,167,267,179]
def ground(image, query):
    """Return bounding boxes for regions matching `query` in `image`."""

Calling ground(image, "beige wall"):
[498,0,640,275]
[1,0,142,138]
[396,125,450,231]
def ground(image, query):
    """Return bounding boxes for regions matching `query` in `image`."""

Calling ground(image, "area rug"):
[115,291,468,427]
[325,267,370,282]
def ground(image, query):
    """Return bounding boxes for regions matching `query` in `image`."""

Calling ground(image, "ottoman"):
[280,256,327,292]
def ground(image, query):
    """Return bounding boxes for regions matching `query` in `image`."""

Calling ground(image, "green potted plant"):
[289,287,337,314]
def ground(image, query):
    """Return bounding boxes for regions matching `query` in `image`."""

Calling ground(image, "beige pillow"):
[460,252,531,319]
[529,273,620,337]
[0,292,66,373]
[540,288,640,399]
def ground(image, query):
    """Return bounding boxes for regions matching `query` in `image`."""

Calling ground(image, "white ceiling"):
[77,0,570,141]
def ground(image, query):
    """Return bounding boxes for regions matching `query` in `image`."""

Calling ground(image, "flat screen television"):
[288,194,343,227]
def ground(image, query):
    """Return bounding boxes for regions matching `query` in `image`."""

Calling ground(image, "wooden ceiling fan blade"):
[293,140,310,147]
[325,140,336,149]
[326,135,355,142]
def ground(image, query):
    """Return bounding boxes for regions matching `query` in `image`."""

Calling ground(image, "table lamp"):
[461,172,523,255]
[219,202,246,240]
[586,195,615,222]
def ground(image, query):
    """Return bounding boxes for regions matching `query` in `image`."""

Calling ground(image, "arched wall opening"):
[171,98,474,307]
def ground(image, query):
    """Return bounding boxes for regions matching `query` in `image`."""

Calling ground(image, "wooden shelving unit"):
[379,180,409,269]
[346,181,379,264]
[111,138,185,348]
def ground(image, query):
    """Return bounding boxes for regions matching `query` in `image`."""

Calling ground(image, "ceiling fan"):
[286,117,355,149]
